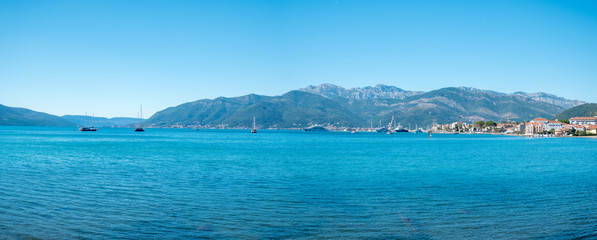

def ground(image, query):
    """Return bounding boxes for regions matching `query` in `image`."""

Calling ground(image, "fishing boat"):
[251,115,257,133]
[134,105,145,132]
[79,113,97,131]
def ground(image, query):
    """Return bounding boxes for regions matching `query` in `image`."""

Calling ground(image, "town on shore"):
[324,116,597,137]
[161,116,597,138]
[404,116,597,137]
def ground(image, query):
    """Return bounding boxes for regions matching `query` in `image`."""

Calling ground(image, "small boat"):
[251,115,257,133]
[80,113,97,131]
[134,105,145,132]
[375,127,389,132]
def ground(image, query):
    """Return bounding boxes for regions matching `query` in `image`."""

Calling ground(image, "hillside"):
[0,104,76,126]
[62,115,142,127]
[553,103,597,120]
[302,84,584,109]
[146,91,364,128]
[328,87,566,127]
[146,85,575,128]
[300,83,423,100]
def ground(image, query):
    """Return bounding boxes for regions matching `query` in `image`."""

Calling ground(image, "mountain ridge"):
[300,84,584,109]
[146,84,582,128]
[0,104,76,126]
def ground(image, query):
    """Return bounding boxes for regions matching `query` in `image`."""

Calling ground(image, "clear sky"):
[1,0,596,118]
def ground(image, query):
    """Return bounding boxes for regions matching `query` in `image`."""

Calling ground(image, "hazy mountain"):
[553,103,597,120]
[62,115,142,127]
[146,91,364,128]
[301,84,584,110]
[299,83,423,100]
[0,104,76,126]
[146,85,576,128]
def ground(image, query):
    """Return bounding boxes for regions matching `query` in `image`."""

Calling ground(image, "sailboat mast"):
[139,105,143,127]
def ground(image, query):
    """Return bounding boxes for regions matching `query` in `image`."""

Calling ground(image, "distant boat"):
[304,126,328,132]
[80,127,97,132]
[134,105,145,132]
[251,115,257,133]
[80,113,97,131]
[375,127,388,133]
[387,115,394,134]
[394,125,409,132]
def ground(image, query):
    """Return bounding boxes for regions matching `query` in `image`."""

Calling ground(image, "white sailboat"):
[387,115,394,134]
[135,105,145,132]
[251,115,257,133]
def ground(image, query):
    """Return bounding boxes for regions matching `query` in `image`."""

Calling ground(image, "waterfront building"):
[525,122,544,135]
[544,121,565,131]
[570,117,597,125]
[587,125,597,134]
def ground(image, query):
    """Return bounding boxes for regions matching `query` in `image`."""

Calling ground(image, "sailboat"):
[251,115,257,133]
[134,105,145,132]
[386,115,394,134]
[375,119,388,132]
[80,112,97,131]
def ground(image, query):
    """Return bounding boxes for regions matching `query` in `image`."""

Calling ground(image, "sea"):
[0,126,596,239]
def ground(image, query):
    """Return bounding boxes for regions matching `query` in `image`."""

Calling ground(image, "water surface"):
[0,127,596,239]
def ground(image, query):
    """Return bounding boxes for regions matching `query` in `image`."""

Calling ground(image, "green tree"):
[485,121,497,127]
[474,121,485,127]
[558,119,570,124]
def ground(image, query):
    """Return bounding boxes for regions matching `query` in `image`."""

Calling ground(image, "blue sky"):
[1,0,596,118]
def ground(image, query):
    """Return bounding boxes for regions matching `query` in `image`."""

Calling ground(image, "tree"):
[558,119,570,124]
[485,121,497,127]
[474,121,485,127]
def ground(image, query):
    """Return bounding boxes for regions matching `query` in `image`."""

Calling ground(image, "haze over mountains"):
[145,84,586,128]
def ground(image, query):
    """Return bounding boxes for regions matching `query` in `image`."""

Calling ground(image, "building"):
[530,118,549,123]
[587,125,597,135]
[570,117,597,125]
[543,121,565,131]
[525,122,544,135]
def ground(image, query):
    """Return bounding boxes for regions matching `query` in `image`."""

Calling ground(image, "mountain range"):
[145,84,586,128]
[0,84,588,128]
[61,115,142,127]
[0,104,75,127]
[0,104,140,127]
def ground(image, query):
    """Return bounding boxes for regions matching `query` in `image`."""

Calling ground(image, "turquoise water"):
[0,126,596,239]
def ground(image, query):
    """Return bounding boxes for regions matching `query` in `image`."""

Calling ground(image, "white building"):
[570,117,597,125]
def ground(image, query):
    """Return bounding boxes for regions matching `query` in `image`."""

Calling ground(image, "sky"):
[1,0,596,118]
